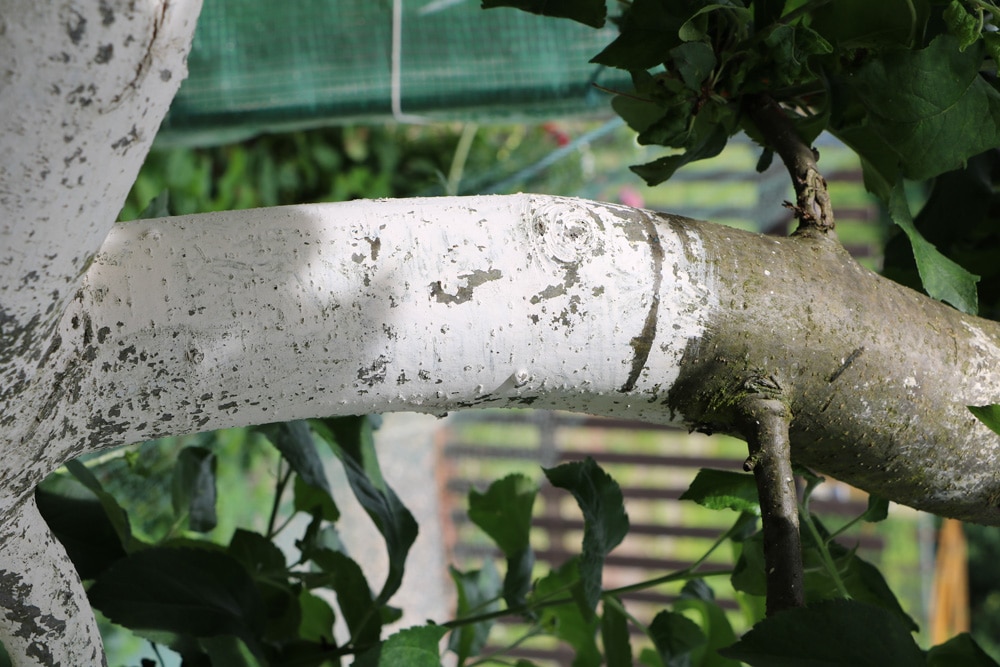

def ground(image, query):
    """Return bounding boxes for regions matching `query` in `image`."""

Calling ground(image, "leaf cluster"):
[38,416,421,666]
[488,0,1000,190]
[34,426,1000,666]
[486,0,1000,313]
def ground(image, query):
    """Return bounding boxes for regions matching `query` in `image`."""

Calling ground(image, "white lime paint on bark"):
[0,1,201,664]
[0,497,105,667]
[54,195,713,446]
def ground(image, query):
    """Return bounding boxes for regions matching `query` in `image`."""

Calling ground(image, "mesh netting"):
[158,0,630,145]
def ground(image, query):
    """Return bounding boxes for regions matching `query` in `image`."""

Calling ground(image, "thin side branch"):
[740,397,804,615]
[743,93,835,235]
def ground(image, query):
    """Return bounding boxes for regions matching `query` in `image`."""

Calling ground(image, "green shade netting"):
[158,0,630,145]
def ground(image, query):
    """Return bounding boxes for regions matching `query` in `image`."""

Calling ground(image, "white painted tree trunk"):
[5,1,1000,665]
[1,1,202,663]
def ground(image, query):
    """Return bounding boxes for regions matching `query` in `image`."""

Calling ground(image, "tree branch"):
[743,93,835,235]
[0,0,201,376]
[0,498,105,666]
[740,398,804,615]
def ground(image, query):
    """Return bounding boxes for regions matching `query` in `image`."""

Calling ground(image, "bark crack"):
[620,213,663,392]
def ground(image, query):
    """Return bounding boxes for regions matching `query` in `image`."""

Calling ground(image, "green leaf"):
[943,0,982,51]
[35,486,128,580]
[862,495,890,523]
[837,35,1000,184]
[672,42,717,92]
[544,457,629,612]
[309,547,382,647]
[591,0,689,69]
[754,0,785,28]
[172,446,218,532]
[199,635,264,667]
[648,610,706,667]
[731,533,767,596]
[984,32,1000,65]
[468,474,536,556]
[228,529,287,578]
[969,404,1000,437]
[448,561,502,666]
[137,191,171,219]
[298,590,336,644]
[228,531,302,644]
[468,474,538,608]
[259,420,331,494]
[720,599,925,665]
[612,92,670,137]
[533,559,601,667]
[293,474,340,522]
[354,625,449,667]
[481,0,605,28]
[638,646,665,667]
[800,542,918,631]
[600,599,633,667]
[64,459,135,551]
[678,4,751,43]
[312,416,418,605]
[88,547,266,655]
[631,122,730,186]
[927,633,1000,667]
[811,0,927,47]
[757,23,832,88]
[888,181,980,314]
[674,581,740,667]
[680,468,760,515]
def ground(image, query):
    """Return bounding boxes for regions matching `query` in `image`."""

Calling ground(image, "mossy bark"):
[665,217,1000,525]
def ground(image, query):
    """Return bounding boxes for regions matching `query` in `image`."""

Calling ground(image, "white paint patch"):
[961,321,1000,403]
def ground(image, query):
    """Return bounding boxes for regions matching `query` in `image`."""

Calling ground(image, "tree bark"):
[740,398,804,615]
[0,1,202,662]
[6,1,1000,664]
[24,194,1000,528]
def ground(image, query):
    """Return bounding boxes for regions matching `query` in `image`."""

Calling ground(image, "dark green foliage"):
[88,547,269,659]
[720,599,925,666]
[887,182,979,314]
[600,598,633,667]
[448,562,502,665]
[353,625,449,667]
[35,486,128,580]
[544,457,630,612]
[680,468,761,515]
[311,416,419,606]
[927,633,1000,667]
[258,421,331,496]
[172,447,218,533]
[64,459,136,552]
[533,559,602,666]
[46,429,999,665]
[467,473,538,608]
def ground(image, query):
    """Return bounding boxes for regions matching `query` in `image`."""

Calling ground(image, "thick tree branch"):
[0,498,105,666]
[0,195,993,526]
[743,93,835,234]
[741,398,804,615]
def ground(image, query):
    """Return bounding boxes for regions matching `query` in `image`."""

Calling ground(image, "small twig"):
[743,93,835,235]
[740,397,805,615]
[265,459,292,539]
